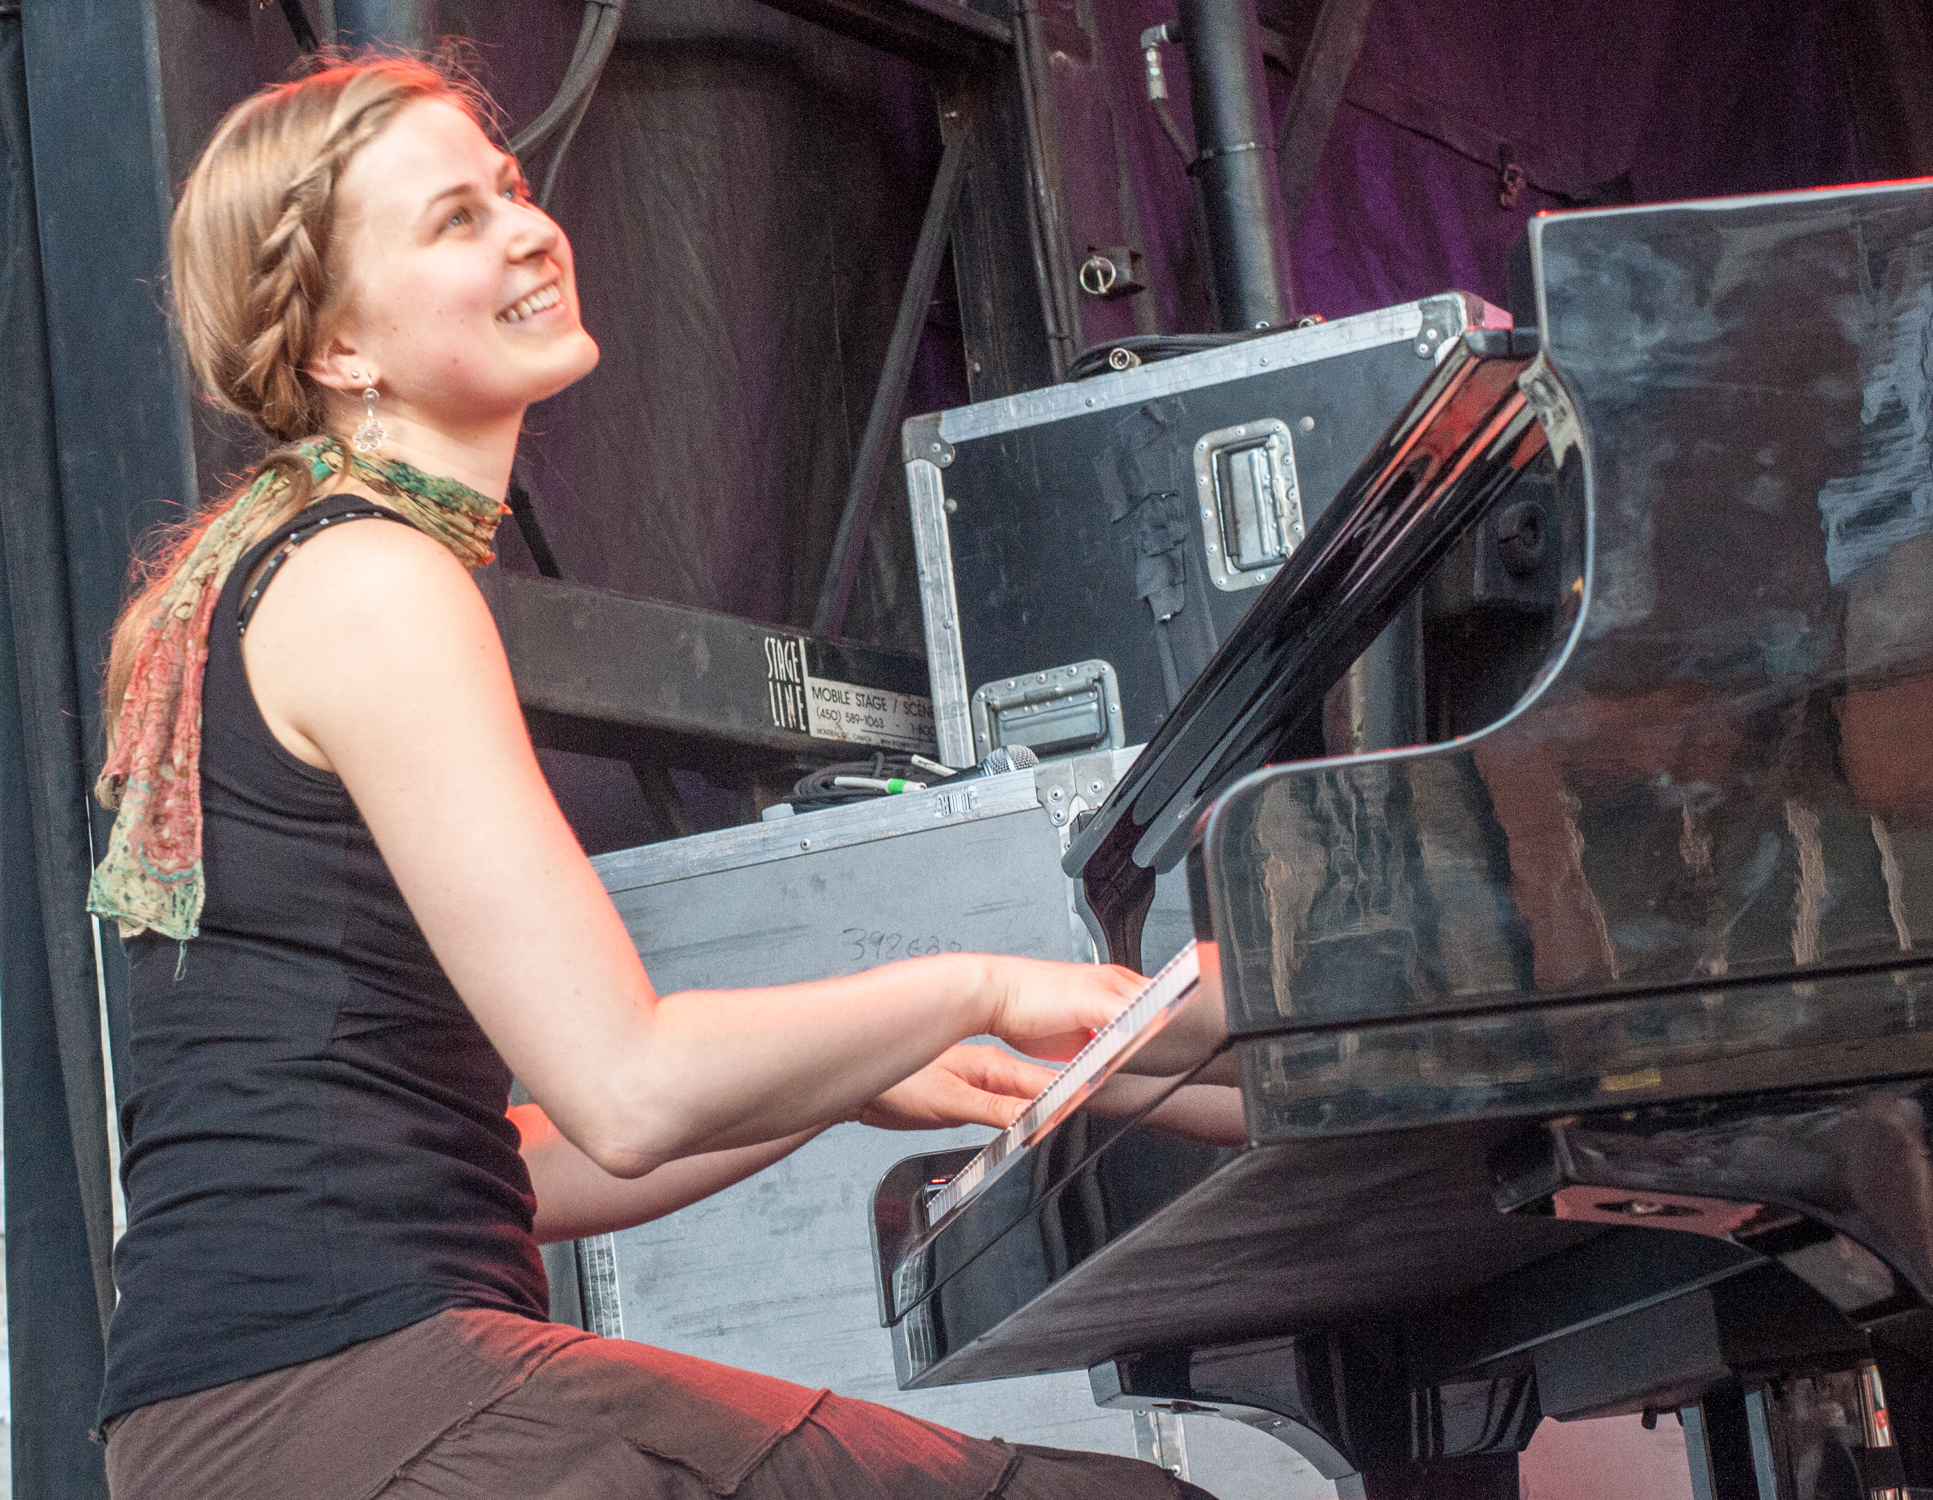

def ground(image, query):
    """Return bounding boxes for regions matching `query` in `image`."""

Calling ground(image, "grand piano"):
[869,179,1933,1500]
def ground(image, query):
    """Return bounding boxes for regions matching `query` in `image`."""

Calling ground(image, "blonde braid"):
[237,98,412,441]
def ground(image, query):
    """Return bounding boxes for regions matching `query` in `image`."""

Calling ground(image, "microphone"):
[978,744,1039,775]
[942,744,1040,782]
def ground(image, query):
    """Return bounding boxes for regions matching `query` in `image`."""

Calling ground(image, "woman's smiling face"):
[320,96,600,432]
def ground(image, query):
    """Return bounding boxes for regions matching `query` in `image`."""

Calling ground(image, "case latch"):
[1192,419,1304,592]
[970,659,1125,763]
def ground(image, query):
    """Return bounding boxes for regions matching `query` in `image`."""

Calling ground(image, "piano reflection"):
[870,179,1933,1500]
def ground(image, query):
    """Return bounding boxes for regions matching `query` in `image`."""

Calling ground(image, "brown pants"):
[105,1309,1216,1500]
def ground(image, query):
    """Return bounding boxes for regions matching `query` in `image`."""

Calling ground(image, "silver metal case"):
[569,752,1210,1455]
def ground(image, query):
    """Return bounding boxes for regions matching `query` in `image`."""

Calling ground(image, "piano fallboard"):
[880,959,1933,1388]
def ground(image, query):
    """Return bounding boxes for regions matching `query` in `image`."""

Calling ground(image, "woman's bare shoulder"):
[277,501,477,595]
[239,506,511,770]
[250,504,499,655]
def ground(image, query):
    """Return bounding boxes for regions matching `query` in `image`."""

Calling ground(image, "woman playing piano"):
[88,53,1220,1500]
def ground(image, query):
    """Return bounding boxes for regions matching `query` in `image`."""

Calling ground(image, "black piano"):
[870,179,1933,1500]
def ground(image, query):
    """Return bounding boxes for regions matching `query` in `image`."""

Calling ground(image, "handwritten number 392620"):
[843,928,964,965]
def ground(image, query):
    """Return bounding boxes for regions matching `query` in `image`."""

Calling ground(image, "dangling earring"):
[352,378,386,454]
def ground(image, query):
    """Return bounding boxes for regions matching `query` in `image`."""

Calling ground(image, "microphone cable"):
[511,0,628,208]
[785,745,1040,811]
[787,751,940,811]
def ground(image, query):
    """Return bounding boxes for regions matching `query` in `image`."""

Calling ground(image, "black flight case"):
[904,292,1510,767]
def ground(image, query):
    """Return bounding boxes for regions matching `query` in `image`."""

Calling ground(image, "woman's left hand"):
[853,1044,1058,1131]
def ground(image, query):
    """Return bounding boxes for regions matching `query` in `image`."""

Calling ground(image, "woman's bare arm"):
[240,520,1139,1177]
[518,1044,1057,1238]
[512,1102,823,1242]
[517,1043,1061,1238]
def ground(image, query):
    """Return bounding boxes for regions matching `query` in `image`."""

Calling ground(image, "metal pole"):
[1012,0,1079,375]
[1274,0,1374,234]
[17,0,187,1344]
[812,126,971,640]
[1176,0,1290,330]
[330,0,438,47]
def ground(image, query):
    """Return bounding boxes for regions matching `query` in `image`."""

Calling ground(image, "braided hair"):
[104,55,495,734]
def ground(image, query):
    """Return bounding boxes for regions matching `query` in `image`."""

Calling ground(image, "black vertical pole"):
[0,612,110,1495]
[0,14,112,1492]
[7,0,207,1489]
[1012,0,1079,376]
[1176,0,1291,330]
[330,0,439,47]
[23,0,200,1118]
[22,0,195,1208]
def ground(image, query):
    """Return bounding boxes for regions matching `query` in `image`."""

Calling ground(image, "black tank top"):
[100,496,548,1423]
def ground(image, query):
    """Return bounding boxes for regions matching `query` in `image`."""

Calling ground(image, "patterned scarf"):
[87,436,507,942]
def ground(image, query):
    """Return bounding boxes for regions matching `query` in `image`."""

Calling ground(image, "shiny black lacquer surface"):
[1205,182,1933,1036]
[1065,329,1547,956]
[1512,1080,1933,1313]
[882,184,1933,1419]
[878,1069,1220,1326]
[890,1111,1606,1387]
[887,966,1933,1386]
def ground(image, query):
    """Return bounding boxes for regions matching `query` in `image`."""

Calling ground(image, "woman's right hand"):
[982,955,1144,1061]
[852,1044,1059,1131]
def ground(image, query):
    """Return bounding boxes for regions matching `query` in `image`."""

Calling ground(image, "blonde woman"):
[90,54,1215,1500]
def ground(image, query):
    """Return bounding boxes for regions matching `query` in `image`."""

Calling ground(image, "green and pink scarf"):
[87,437,507,942]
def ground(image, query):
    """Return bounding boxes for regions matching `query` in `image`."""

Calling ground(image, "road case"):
[558,754,1321,1489]
[904,293,1511,766]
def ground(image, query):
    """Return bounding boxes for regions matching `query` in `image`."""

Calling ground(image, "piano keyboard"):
[920,941,1203,1226]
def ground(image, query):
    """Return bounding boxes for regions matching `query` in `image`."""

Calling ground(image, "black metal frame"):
[756,0,1011,64]
[481,0,1079,788]
[812,126,974,639]
[1272,0,1375,234]
[482,573,931,768]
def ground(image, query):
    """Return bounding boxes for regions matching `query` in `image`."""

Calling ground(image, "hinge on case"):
[1034,748,1126,830]
[902,412,955,468]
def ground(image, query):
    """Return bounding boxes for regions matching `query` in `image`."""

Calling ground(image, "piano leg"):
[1682,1387,1763,1500]
[1682,1365,1915,1500]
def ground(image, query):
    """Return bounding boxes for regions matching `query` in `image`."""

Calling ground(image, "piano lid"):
[1070,178,1933,997]
[1196,177,1933,1041]
[1061,318,1550,931]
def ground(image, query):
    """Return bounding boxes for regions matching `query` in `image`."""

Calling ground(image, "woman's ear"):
[308,333,376,396]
